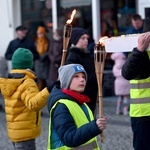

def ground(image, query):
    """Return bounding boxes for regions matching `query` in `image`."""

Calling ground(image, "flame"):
[99,36,108,46]
[66,9,76,24]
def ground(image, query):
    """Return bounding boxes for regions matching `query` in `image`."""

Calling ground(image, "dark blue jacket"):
[5,38,39,60]
[47,82,101,148]
[125,27,143,35]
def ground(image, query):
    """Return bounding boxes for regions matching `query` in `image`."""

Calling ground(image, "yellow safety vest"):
[47,99,100,150]
[130,51,150,117]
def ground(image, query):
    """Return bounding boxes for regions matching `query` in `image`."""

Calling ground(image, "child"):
[65,27,98,114]
[47,64,107,150]
[111,52,130,115]
[0,48,51,150]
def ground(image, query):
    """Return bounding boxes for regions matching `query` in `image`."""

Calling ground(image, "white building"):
[0,0,150,56]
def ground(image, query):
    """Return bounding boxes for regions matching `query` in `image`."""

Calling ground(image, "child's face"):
[69,72,86,93]
[76,34,89,49]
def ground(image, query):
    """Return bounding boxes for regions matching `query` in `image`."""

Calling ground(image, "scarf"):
[36,37,48,56]
[62,89,90,104]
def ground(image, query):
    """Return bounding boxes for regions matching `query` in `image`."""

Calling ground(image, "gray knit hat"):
[58,64,87,89]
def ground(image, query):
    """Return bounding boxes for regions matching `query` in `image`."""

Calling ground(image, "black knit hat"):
[70,28,88,45]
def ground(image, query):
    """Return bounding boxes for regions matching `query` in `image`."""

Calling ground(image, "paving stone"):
[0,95,133,150]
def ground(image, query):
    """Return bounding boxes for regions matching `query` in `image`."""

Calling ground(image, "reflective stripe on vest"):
[129,51,150,117]
[47,99,100,150]
[54,140,97,150]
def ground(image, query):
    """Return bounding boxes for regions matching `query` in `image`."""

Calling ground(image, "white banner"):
[105,34,150,53]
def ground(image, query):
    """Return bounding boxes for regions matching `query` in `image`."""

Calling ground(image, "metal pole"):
[52,0,58,31]
[92,0,101,42]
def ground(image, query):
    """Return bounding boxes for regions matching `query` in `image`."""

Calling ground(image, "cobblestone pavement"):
[0,94,133,150]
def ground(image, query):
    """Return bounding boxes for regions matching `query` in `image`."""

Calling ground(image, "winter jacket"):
[65,46,98,112]
[111,52,130,95]
[47,82,101,148]
[125,27,143,35]
[5,38,39,61]
[47,38,63,86]
[34,52,50,80]
[122,48,150,80]
[122,48,150,122]
[0,69,49,142]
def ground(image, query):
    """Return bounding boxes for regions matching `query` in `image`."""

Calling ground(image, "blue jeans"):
[131,118,150,150]
[12,139,35,150]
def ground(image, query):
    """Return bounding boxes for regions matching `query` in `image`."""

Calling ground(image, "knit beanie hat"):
[58,64,87,89]
[12,48,34,69]
[70,28,88,45]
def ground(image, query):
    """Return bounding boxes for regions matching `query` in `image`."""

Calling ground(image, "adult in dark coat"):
[122,20,150,150]
[5,25,39,71]
[126,14,143,35]
[65,28,98,114]
[124,14,143,58]
[48,29,63,87]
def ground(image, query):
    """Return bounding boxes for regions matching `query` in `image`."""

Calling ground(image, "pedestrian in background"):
[111,52,130,115]
[35,26,50,91]
[5,25,39,72]
[48,28,63,87]
[47,64,107,150]
[0,48,51,150]
[126,14,143,35]
[122,16,150,150]
[124,14,144,58]
[65,27,98,114]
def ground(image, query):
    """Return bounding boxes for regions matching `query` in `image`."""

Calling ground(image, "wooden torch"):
[60,9,76,66]
[94,37,107,142]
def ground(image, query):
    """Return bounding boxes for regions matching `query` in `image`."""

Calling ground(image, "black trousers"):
[131,117,150,150]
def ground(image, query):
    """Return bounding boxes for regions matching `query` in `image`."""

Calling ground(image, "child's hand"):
[96,116,107,131]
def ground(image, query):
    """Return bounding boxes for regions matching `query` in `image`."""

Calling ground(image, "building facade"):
[0,0,149,96]
[0,0,150,56]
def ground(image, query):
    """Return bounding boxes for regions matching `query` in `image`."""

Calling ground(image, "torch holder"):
[94,43,105,94]
[60,24,72,66]
[94,43,106,142]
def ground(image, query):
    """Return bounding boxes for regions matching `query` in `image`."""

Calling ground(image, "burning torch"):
[94,37,107,142]
[60,9,76,66]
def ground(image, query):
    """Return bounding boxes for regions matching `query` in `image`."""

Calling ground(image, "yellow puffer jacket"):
[0,69,50,142]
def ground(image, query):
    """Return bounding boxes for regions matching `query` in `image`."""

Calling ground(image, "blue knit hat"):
[12,48,33,69]
[70,28,88,45]
[58,64,87,89]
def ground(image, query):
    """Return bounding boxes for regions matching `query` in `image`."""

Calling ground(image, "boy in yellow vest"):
[47,64,107,150]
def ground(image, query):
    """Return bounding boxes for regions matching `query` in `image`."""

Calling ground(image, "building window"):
[21,0,52,40]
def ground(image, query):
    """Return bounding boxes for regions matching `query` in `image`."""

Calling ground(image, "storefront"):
[0,0,150,95]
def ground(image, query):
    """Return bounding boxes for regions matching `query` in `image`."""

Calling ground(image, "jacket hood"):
[47,81,75,113]
[0,69,36,97]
